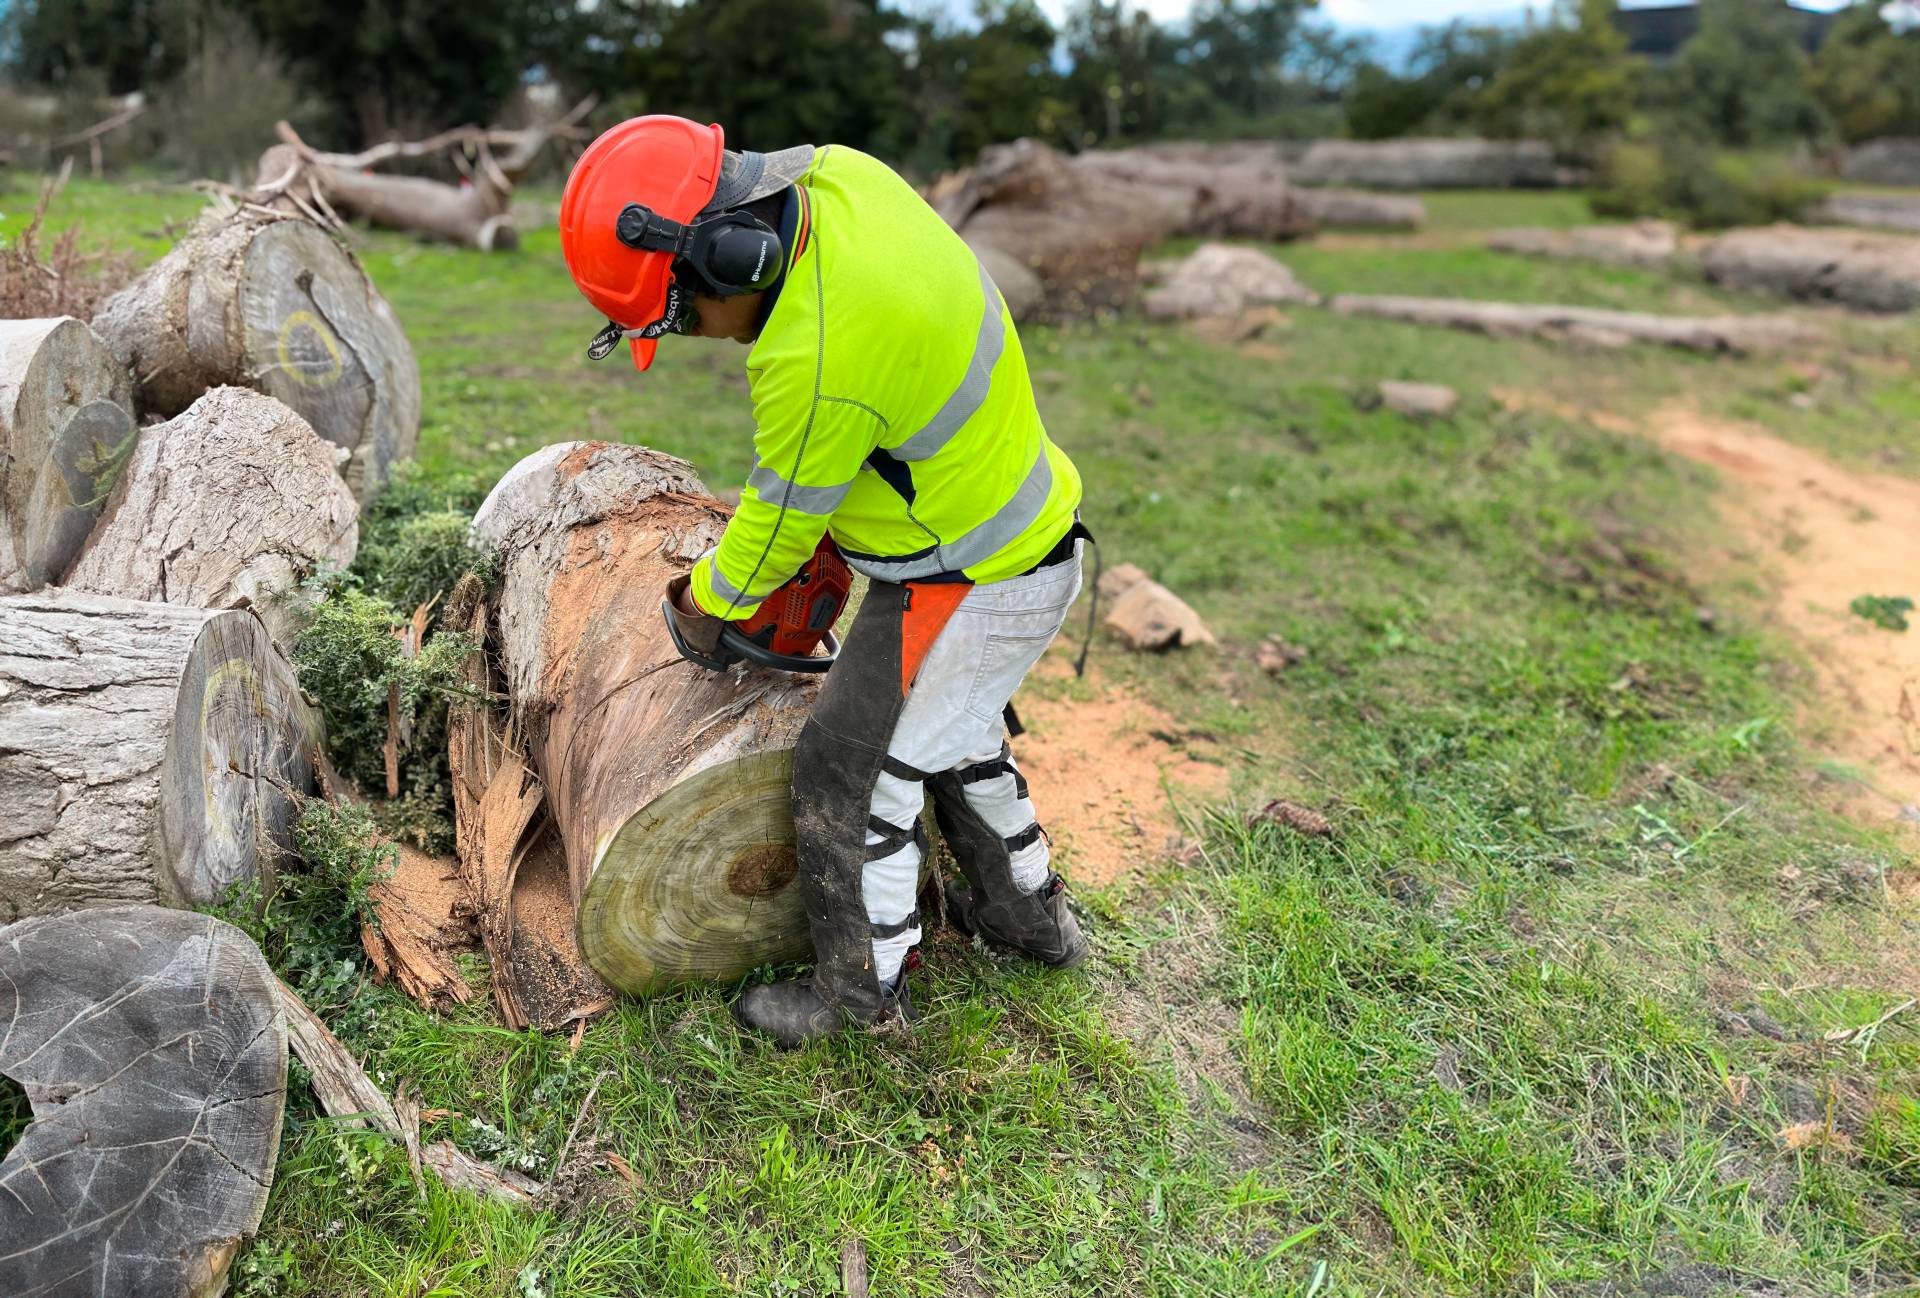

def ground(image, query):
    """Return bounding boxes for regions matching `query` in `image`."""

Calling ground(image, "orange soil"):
[1639,404,1920,824]
[1009,655,1232,887]
[1495,388,1920,828]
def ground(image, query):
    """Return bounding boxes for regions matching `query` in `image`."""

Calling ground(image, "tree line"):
[4,0,1917,179]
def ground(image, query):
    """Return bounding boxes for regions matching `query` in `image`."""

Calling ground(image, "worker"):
[558,116,1090,1048]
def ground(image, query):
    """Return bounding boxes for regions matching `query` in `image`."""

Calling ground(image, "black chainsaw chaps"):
[790,580,914,1018]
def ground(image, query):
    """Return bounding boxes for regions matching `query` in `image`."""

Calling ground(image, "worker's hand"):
[663,574,729,667]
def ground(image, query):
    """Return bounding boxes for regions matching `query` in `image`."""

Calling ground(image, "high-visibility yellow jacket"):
[689,145,1081,620]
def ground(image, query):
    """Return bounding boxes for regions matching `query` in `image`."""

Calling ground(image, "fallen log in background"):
[0,907,285,1298]
[253,100,593,251]
[1487,220,1687,271]
[1697,225,1920,312]
[1071,146,1317,241]
[934,139,1191,320]
[92,208,420,502]
[62,386,358,647]
[469,441,824,1002]
[1298,188,1427,230]
[1328,294,1813,354]
[1821,192,1920,235]
[1291,137,1561,189]
[0,315,136,593]
[0,591,319,921]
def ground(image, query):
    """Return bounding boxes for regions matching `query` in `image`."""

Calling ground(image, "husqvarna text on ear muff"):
[616,203,784,299]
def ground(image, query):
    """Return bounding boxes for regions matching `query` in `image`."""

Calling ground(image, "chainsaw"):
[663,537,851,674]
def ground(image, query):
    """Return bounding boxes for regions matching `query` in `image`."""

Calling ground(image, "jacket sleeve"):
[689,370,878,621]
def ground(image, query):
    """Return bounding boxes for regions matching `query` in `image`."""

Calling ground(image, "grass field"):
[6,178,1918,1297]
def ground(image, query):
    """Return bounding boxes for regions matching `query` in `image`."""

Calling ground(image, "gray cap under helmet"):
[704,144,816,213]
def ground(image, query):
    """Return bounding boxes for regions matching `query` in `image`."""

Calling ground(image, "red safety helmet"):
[560,115,725,371]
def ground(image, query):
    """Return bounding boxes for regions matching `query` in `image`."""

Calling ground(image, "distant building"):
[1615,1,1839,63]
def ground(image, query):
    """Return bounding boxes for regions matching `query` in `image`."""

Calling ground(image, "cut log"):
[61,387,358,647]
[1487,220,1686,271]
[1292,138,1560,189]
[470,441,824,999]
[1696,225,1920,313]
[91,209,420,503]
[0,906,285,1298]
[0,316,136,594]
[0,592,320,921]
[1142,242,1320,320]
[1328,294,1814,354]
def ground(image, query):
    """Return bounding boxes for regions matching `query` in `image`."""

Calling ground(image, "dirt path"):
[1640,404,1920,825]
[1499,389,1920,827]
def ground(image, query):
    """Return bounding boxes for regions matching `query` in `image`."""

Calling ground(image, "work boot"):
[945,872,1088,969]
[735,970,914,1049]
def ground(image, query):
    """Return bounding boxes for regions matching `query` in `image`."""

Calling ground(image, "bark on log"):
[0,316,136,594]
[61,387,358,647]
[470,441,823,998]
[0,592,320,921]
[1696,225,1920,312]
[1328,294,1813,354]
[0,906,285,1298]
[91,209,420,503]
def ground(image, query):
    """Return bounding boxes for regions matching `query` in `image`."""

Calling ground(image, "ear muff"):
[617,202,784,298]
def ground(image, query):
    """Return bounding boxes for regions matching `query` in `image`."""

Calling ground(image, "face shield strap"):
[586,279,700,361]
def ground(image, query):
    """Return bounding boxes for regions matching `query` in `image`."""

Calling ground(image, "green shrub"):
[290,587,475,850]
[1590,138,1828,228]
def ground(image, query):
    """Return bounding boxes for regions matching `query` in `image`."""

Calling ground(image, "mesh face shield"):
[586,277,701,361]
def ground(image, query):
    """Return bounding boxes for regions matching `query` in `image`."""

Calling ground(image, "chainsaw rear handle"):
[661,596,841,673]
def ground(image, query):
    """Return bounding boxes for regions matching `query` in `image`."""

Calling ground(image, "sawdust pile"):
[1010,655,1231,886]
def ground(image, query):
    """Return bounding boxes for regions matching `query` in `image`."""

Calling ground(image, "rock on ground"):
[1377,381,1460,420]
[1099,563,1216,651]
[1142,243,1319,320]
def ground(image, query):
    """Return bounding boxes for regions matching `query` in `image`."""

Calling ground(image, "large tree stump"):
[0,316,136,594]
[0,906,285,1298]
[0,592,320,921]
[91,209,420,503]
[62,386,358,647]
[469,441,822,998]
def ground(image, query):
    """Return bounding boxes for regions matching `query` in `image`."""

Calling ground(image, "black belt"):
[1018,518,1093,577]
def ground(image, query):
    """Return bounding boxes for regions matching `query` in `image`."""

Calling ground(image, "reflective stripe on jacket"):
[689,145,1082,620]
